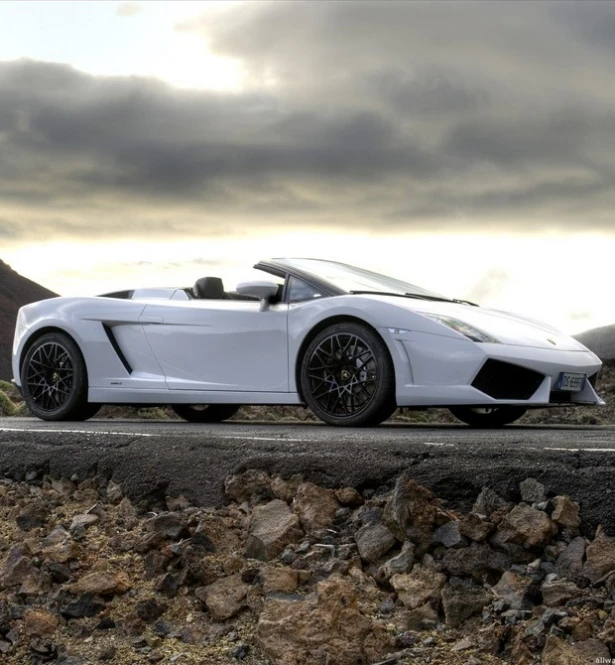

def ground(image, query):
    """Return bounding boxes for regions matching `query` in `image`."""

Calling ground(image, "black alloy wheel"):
[300,321,396,426]
[21,332,100,421]
[449,406,527,428]
[172,404,241,423]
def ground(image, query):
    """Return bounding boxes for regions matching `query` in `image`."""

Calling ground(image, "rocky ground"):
[0,468,615,665]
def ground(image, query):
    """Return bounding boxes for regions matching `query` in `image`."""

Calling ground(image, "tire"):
[299,321,396,426]
[449,406,527,428]
[21,332,98,421]
[172,404,240,423]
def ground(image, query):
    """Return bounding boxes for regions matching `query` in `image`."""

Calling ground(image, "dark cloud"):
[3,0,615,243]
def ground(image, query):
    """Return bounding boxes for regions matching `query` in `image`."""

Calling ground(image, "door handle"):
[141,316,164,324]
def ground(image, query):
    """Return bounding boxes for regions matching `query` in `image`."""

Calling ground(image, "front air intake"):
[471,359,544,400]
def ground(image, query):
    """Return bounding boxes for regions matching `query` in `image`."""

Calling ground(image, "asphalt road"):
[1,418,615,535]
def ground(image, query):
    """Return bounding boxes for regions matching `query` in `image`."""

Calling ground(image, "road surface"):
[1,418,615,534]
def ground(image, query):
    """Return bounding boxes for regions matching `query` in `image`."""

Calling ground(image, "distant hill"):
[575,324,615,361]
[0,260,57,381]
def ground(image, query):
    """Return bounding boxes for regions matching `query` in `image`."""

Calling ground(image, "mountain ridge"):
[0,259,57,381]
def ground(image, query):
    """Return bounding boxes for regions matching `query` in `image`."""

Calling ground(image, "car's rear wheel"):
[300,321,396,427]
[449,406,527,428]
[21,332,99,421]
[172,404,240,423]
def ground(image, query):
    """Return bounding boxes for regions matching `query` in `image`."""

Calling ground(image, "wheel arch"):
[294,315,395,402]
[19,326,83,378]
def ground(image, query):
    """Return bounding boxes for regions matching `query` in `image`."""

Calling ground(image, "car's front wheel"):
[300,321,396,426]
[21,332,99,421]
[449,406,527,428]
[172,404,240,423]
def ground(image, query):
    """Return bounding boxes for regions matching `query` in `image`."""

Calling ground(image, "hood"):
[387,297,588,351]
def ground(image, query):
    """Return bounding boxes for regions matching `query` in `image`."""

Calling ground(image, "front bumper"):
[389,331,604,407]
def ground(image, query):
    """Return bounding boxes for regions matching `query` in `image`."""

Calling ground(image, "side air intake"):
[471,359,544,400]
[103,324,133,374]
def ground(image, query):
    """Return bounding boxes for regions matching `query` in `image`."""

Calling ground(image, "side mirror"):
[235,281,280,310]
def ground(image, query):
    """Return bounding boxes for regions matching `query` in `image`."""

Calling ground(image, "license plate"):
[555,372,586,392]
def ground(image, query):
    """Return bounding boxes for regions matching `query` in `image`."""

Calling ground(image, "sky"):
[1,0,615,333]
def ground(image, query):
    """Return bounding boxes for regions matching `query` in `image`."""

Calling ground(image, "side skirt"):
[88,388,302,405]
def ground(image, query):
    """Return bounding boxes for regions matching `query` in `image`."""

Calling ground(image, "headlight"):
[421,314,500,343]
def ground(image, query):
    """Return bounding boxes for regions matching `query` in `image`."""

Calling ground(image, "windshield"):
[272,258,445,298]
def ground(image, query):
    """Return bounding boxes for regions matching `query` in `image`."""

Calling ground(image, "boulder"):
[383,475,437,552]
[147,513,189,540]
[257,575,392,665]
[378,542,415,581]
[0,544,35,588]
[67,571,131,596]
[261,567,299,595]
[390,564,446,610]
[542,636,609,665]
[495,504,557,549]
[196,574,249,621]
[433,520,464,548]
[583,526,615,584]
[541,578,582,606]
[492,571,535,610]
[245,500,303,561]
[555,537,586,581]
[551,496,581,530]
[442,577,490,628]
[459,513,493,542]
[354,524,396,563]
[519,478,547,504]
[24,609,59,637]
[472,488,510,517]
[293,483,340,532]
[442,542,511,579]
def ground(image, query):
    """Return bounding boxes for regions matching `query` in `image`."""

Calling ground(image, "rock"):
[379,542,415,580]
[143,550,170,579]
[555,537,586,581]
[0,544,35,588]
[258,575,392,665]
[520,478,547,504]
[399,602,439,630]
[61,594,106,618]
[47,562,72,584]
[147,513,189,540]
[442,577,490,628]
[541,579,582,606]
[41,527,82,563]
[473,488,510,517]
[493,571,535,610]
[433,520,464,548]
[196,574,249,621]
[442,542,511,579]
[335,487,363,507]
[271,475,303,503]
[15,502,48,531]
[135,598,166,623]
[67,571,132,596]
[459,513,493,541]
[155,573,179,598]
[233,644,250,660]
[225,470,272,503]
[390,564,446,610]
[261,567,299,595]
[551,496,581,529]
[495,505,557,549]
[583,526,615,584]
[542,635,609,665]
[106,480,123,503]
[383,475,438,552]
[69,514,99,534]
[451,636,475,651]
[293,482,340,532]
[24,608,59,637]
[355,523,396,563]
[245,499,303,561]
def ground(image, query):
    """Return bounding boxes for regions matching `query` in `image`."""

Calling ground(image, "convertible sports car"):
[12,258,603,427]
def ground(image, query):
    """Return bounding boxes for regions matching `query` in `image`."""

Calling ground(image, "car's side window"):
[287,276,323,303]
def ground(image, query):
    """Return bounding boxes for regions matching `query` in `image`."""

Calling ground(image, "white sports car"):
[12,258,603,427]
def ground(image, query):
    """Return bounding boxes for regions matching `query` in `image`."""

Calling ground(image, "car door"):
[139,299,289,392]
